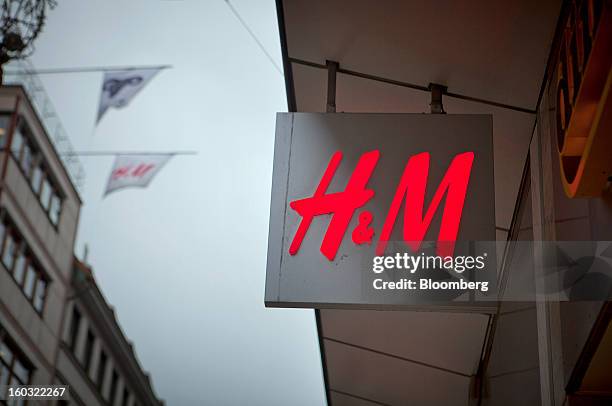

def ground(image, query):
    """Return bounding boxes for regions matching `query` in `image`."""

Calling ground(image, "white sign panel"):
[265,113,496,310]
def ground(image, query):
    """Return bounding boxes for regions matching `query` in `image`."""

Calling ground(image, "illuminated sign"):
[289,150,474,261]
[265,113,495,309]
[555,0,611,197]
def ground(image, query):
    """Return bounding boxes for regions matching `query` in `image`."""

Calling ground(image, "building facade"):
[55,260,164,406]
[0,86,162,406]
[272,0,611,405]
[0,85,81,403]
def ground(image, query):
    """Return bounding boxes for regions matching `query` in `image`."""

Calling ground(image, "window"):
[0,326,33,401]
[0,115,11,148]
[23,266,36,299]
[109,370,119,404]
[30,162,43,194]
[122,388,131,406]
[68,307,81,352]
[20,143,33,177]
[9,128,23,157]
[0,212,50,315]
[8,119,64,227]
[33,278,47,312]
[96,350,107,390]
[83,330,95,374]
[49,193,61,226]
[1,231,17,271]
[40,178,52,211]
[12,249,26,286]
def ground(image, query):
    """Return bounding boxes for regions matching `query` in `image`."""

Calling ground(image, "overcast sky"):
[21,0,326,404]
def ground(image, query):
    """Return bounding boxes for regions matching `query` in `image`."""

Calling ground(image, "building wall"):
[529,12,612,400]
[0,86,161,406]
[0,87,80,391]
[56,272,162,406]
[484,168,542,406]
[57,302,131,406]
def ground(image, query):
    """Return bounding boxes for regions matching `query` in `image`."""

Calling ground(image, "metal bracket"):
[326,60,339,113]
[428,83,448,114]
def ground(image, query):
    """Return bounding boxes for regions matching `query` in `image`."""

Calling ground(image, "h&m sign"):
[265,113,495,309]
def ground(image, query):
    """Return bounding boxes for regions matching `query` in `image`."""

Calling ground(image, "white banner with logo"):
[104,154,172,196]
[97,68,161,123]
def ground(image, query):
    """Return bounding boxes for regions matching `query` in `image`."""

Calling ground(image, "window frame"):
[122,387,131,406]
[96,350,108,390]
[0,114,12,149]
[0,326,34,403]
[108,369,119,404]
[7,117,65,229]
[82,329,95,375]
[0,212,51,317]
[67,307,82,352]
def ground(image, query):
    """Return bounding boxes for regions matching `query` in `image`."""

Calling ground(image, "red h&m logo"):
[289,151,474,261]
[111,164,156,180]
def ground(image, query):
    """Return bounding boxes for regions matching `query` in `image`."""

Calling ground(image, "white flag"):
[97,68,161,123]
[104,154,172,196]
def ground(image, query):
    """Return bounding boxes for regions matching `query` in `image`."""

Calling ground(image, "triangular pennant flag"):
[103,154,172,197]
[97,68,162,123]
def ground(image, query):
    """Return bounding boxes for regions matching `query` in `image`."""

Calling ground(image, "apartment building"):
[0,85,162,406]
[55,260,164,406]
[0,84,81,401]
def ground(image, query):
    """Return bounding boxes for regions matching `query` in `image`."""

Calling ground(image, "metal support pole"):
[326,60,339,113]
[428,83,447,114]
